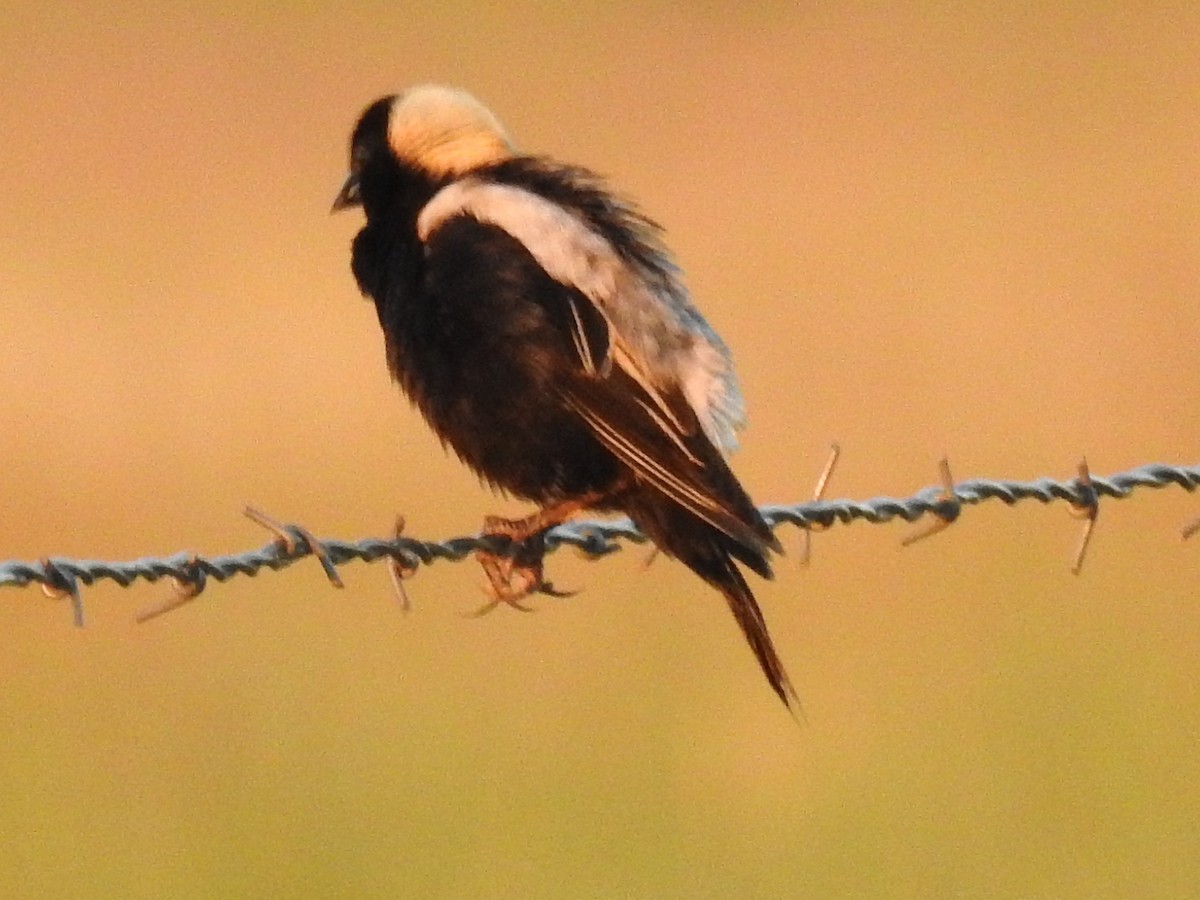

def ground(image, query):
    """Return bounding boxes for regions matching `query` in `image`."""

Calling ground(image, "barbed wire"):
[2,458,1198,627]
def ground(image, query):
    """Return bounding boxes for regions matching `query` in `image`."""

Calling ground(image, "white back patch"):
[419,180,620,299]
[417,178,747,454]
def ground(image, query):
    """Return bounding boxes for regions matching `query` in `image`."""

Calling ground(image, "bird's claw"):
[471,531,580,615]
[472,548,544,615]
[469,503,591,615]
[537,581,578,598]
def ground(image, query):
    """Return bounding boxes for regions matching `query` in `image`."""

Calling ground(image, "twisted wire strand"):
[3,462,1198,624]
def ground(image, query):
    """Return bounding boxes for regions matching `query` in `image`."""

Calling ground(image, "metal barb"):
[244,506,343,589]
[901,457,960,547]
[244,506,297,553]
[800,443,841,566]
[1181,516,1200,541]
[1068,458,1099,575]
[386,516,417,613]
[136,556,207,624]
[39,559,85,628]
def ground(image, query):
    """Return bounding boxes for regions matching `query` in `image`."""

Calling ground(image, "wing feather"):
[560,380,772,557]
[417,178,775,558]
[417,175,745,453]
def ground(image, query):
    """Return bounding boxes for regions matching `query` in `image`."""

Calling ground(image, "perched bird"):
[333,85,795,708]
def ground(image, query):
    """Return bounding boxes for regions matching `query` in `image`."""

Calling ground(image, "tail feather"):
[713,551,798,710]
[626,492,796,710]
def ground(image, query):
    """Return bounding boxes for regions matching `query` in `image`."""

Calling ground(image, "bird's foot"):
[470,509,585,616]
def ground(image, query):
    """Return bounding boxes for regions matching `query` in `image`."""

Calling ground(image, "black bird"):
[333,85,795,708]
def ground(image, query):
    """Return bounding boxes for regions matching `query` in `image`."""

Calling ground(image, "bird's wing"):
[419,202,775,557]
[559,373,774,559]
[417,177,746,454]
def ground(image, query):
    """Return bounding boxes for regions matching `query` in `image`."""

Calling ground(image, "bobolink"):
[333,85,794,708]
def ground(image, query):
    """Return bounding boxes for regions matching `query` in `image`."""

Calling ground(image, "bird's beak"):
[331,172,361,213]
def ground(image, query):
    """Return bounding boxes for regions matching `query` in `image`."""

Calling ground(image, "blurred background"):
[2,3,1199,896]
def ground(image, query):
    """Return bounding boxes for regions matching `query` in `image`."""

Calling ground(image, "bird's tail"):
[626,495,797,710]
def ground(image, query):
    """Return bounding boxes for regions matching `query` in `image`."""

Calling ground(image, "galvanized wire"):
[3,461,1198,626]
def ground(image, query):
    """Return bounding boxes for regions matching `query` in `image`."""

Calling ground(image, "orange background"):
[2,4,1199,896]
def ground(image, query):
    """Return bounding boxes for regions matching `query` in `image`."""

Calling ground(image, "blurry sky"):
[2,3,1199,897]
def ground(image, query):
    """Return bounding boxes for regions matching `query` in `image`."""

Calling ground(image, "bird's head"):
[332,85,515,214]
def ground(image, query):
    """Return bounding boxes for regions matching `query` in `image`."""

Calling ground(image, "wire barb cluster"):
[4,460,1198,626]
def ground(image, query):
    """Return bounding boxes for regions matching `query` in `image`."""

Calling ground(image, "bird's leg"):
[473,493,602,613]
